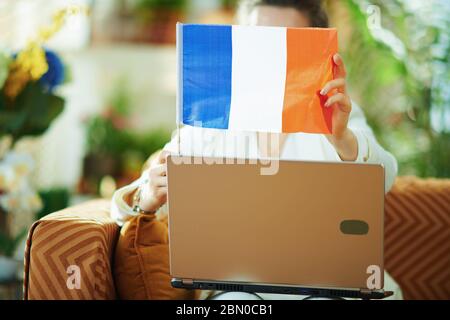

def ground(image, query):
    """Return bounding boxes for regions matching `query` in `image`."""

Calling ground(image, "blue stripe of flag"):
[182,24,232,129]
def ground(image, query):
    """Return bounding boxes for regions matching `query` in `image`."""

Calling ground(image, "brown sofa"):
[23,176,450,300]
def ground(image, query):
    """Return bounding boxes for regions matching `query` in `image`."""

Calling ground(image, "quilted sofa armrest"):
[24,199,120,300]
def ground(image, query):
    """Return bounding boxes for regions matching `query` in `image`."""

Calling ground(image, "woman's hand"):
[138,150,169,212]
[320,53,358,161]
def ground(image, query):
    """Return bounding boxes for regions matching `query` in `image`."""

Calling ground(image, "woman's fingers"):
[140,164,168,212]
[151,175,168,188]
[320,54,348,98]
[324,93,352,113]
[154,187,168,201]
[158,150,170,164]
[320,78,346,95]
[333,53,347,79]
[148,162,167,188]
[152,163,167,176]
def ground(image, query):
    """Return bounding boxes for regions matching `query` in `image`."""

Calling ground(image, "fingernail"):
[320,88,327,95]
[324,100,330,107]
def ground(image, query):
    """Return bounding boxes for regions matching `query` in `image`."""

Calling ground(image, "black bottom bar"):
[172,279,393,300]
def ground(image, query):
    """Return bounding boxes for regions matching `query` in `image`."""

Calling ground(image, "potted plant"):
[133,0,187,43]
[81,80,171,195]
[0,6,86,281]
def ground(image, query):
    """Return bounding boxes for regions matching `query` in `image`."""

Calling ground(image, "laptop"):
[166,155,393,299]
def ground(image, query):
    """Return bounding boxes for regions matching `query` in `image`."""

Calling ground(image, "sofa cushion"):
[384,176,450,300]
[24,199,118,300]
[114,213,198,299]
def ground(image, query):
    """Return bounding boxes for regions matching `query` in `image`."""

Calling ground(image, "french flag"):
[177,23,338,134]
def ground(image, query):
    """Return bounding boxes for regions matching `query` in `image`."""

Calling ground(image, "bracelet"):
[132,184,156,215]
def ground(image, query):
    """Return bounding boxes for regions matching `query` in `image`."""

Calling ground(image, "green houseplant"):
[82,79,171,195]
[133,0,187,43]
[326,0,449,178]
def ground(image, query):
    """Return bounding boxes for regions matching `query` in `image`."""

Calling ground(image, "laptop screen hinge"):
[181,278,194,285]
[359,288,372,296]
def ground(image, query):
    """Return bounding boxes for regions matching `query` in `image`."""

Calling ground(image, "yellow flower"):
[4,44,47,98]
[4,69,28,98]
[16,43,48,80]
[4,5,89,99]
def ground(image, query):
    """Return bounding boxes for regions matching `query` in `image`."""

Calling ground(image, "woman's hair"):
[238,0,329,28]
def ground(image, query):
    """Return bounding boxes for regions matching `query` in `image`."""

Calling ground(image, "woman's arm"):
[320,54,398,193]
[110,127,195,225]
[110,150,170,226]
[344,103,398,193]
[110,172,145,226]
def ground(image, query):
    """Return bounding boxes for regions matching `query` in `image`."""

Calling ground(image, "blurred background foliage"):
[81,78,171,194]
[326,0,449,177]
